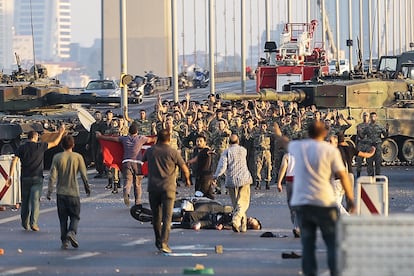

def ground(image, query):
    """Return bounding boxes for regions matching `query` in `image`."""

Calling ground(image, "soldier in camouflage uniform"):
[241,117,256,179]
[210,119,231,193]
[135,109,154,135]
[253,121,272,190]
[355,112,370,177]
[361,112,389,176]
[229,116,244,138]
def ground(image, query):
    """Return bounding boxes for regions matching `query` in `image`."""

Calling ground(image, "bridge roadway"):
[0,167,413,275]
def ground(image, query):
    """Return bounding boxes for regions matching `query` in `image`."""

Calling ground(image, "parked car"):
[84,80,121,97]
[329,59,349,75]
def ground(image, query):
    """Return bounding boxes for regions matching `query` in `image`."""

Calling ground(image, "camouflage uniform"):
[361,123,388,176]
[135,119,153,135]
[355,121,370,177]
[253,127,272,189]
[210,129,231,193]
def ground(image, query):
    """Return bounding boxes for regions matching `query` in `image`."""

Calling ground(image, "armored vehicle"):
[219,71,414,164]
[0,64,140,168]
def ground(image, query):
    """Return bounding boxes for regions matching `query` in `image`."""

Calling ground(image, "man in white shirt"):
[275,121,354,276]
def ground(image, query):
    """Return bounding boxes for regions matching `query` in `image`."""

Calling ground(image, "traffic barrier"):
[337,215,414,276]
[355,175,388,216]
[0,155,21,207]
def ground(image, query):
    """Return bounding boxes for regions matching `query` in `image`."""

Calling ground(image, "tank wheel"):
[401,139,414,162]
[381,138,398,162]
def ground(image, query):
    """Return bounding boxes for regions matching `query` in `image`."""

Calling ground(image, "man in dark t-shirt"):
[142,129,191,254]
[187,135,215,199]
[11,126,65,231]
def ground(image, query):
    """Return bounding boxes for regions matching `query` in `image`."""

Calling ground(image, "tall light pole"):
[384,0,388,55]
[171,0,179,102]
[182,0,185,72]
[224,0,228,71]
[368,0,373,71]
[120,0,128,118]
[193,0,197,66]
[233,0,236,71]
[209,0,216,95]
[359,0,363,60]
[336,0,340,62]
[348,0,353,72]
[265,0,270,41]
[241,0,246,93]
[249,0,253,67]
[377,0,381,58]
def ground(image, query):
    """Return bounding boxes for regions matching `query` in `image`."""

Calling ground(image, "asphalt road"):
[0,166,413,276]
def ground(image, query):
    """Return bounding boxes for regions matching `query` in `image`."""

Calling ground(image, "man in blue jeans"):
[274,121,355,276]
[10,126,65,232]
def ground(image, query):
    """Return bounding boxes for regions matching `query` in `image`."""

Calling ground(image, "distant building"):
[0,0,15,73]
[14,0,71,62]
[102,0,172,79]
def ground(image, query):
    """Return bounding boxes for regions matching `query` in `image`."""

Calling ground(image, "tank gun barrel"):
[217,88,306,102]
[45,92,141,105]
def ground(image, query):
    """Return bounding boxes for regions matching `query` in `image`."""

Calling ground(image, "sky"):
[71,0,101,47]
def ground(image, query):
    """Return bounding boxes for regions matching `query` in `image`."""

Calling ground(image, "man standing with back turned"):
[143,129,191,253]
[274,121,354,276]
[47,135,91,249]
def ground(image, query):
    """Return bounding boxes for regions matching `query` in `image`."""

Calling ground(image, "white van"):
[329,59,349,75]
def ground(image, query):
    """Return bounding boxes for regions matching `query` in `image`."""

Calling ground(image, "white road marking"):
[122,238,152,246]
[66,252,100,260]
[0,267,37,275]
[0,193,110,224]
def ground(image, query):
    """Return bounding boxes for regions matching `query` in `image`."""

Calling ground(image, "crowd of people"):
[4,92,389,275]
[90,93,388,194]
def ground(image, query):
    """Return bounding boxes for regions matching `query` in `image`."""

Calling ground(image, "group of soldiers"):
[88,93,389,192]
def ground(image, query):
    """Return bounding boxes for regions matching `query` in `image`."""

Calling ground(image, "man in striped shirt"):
[213,134,253,233]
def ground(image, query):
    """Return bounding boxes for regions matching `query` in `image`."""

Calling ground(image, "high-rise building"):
[14,0,71,62]
[0,0,15,72]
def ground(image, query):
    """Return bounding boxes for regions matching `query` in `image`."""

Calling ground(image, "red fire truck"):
[256,20,329,92]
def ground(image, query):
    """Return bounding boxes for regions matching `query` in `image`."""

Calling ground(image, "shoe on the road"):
[160,244,172,254]
[155,240,162,250]
[30,225,40,232]
[61,240,69,250]
[66,231,79,248]
[281,251,301,259]
[105,184,112,190]
[293,229,300,238]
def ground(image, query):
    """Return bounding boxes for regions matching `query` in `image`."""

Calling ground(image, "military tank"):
[218,73,414,165]
[0,64,140,168]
